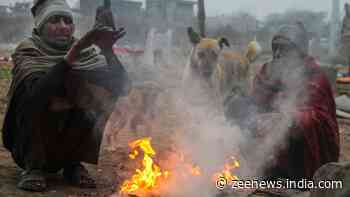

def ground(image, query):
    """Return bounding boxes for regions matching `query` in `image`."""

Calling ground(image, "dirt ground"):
[0,57,350,197]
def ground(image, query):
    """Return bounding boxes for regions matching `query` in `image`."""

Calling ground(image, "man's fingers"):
[93,24,114,31]
[79,29,100,47]
[84,26,127,50]
[87,27,113,39]
[98,26,114,32]
[116,27,125,34]
[90,26,126,40]
[114,27,126,40]
[113,31,126,40]
[114,28,126,36]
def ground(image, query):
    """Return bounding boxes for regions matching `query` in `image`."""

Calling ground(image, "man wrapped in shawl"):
[245,23,340,180]
[1,0,130,191]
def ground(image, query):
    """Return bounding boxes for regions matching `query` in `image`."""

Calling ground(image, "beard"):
[268,56,304,80]
[266,56,307,94]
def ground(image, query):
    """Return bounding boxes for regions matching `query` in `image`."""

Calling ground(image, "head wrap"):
[31,0,73,30]
[272,22,310,56]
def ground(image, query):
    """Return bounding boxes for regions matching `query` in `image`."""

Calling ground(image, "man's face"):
[272,37,299,60]
[41,15,75,48]
[269,37,305,82]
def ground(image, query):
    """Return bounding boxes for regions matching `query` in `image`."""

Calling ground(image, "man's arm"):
[102,49,131,96]
[102,49,123,70]
[24,60,71,111]
[92,1,131,96]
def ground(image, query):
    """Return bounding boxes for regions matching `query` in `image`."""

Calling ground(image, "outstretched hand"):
[93,26,126,52]
[65,26,126,65]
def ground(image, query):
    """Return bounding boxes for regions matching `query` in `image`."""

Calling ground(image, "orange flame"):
[129,150,139,159]
[120,137,240,195]
[121,138,169,195]
[178,153,202,176]
[188,165,202,176]
[213,156,240,183]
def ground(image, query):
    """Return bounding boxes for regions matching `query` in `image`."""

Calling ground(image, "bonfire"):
[120,137,240,196]
[120,138,169,196]
[213,156,240,184]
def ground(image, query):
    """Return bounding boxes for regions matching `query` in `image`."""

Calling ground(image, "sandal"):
[63,163,96,188]
[17,170,47,192]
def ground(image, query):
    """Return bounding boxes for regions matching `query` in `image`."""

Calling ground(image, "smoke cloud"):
[101,22,311,197]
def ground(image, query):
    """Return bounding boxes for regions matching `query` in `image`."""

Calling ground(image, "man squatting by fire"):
[2,0,130,192]
[227,22,340,181]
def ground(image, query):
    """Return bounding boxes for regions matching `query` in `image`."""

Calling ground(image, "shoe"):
[17,169,47,192]
[63,163,96,188]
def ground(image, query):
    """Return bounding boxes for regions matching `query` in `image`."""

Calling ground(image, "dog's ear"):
[187,27,201,45]
[218,37,230,49]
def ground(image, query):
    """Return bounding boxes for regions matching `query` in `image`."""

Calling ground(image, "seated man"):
[1,0,130,192]
[236,23,340,180]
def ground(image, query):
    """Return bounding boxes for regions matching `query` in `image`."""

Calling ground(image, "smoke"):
[101,21,311,197]
[153,42,310,197]
[150,44,248,197]
[168,103,245,197]
[242,55,309,179]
